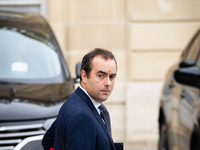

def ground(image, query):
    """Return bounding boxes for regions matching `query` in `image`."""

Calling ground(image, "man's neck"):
[79,85,101,114]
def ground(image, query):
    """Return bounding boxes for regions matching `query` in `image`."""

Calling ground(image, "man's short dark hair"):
[80,48,117,82]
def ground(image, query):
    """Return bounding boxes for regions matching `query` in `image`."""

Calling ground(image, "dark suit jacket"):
[42,87,116,150]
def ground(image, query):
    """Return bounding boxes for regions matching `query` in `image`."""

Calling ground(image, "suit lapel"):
[75,87,116,150]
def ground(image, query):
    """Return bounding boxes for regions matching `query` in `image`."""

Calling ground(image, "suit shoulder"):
[58,93,92,120]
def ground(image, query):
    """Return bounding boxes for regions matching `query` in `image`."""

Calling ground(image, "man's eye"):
[110,75,115,79]
[98,75,103,78]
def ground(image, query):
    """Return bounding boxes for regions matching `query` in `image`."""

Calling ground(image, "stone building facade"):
[1,0,200,147]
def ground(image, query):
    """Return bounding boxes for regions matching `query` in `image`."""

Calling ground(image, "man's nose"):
[104,77,111,86]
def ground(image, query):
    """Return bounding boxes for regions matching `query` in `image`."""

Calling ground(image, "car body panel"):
[0,82,73,121]
[158,28,200,150]
[0,11,76,150]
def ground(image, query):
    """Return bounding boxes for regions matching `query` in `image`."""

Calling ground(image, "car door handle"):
[180,90,186,98]
[180,93,185,98]
[169,80,175,88]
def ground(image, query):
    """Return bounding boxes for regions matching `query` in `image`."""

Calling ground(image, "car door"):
[178,29,200,150]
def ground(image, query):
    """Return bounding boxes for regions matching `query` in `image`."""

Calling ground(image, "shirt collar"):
[79,86,101,114]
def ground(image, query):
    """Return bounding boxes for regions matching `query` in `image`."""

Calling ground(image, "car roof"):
[0,11,49,31]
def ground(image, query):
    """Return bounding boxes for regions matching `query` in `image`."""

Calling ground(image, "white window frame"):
[0,0,49,19]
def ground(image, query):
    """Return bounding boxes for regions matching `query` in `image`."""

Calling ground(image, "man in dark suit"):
[42,48,118,150]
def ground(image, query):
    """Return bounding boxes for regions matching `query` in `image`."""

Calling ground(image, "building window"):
[0,0,49,19]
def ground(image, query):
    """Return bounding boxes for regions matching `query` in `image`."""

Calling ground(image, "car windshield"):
[0,27,65,84]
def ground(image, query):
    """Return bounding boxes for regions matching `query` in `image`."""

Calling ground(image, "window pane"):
[0,27,63,82]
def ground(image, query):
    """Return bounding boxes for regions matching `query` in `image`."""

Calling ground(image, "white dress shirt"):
[79,86,101,115]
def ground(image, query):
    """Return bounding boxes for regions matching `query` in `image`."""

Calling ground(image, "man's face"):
[81,55,117,103]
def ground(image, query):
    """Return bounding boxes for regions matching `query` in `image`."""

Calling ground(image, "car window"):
[195,34,200,68]
[186,31,200,61]
[0,27,65,83]
[196,55,200,69]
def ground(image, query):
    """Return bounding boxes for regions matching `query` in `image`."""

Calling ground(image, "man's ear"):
[81,70,87,84]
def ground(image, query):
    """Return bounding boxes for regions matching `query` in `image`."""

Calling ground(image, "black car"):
[0,12,80,150]
[158,28,200,150]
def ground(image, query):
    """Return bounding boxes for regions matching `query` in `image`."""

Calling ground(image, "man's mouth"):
[101,90,110,94]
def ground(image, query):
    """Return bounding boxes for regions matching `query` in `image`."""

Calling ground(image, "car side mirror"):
[174,66,200,88]
[74,62,81,83]
[179,59,195,68]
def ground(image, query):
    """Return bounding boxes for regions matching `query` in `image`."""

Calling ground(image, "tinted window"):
[186,32,200,61]
[0,27,65,83]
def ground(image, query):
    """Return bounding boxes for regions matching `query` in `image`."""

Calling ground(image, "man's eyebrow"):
[97,70,117,76]
[97,70,108,75]
[111,73,117,77]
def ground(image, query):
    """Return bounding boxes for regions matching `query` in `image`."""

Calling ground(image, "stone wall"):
[48,0,200,146]
[126,0,200,145]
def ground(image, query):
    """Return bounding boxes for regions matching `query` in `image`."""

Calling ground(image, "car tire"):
[158,123,169,150]
[190,130,200,150]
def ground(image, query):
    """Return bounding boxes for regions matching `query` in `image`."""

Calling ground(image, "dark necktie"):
[99,104,112,137]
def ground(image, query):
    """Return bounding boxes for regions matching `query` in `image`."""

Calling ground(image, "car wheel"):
[158,123,169,150]
[190,131,200,150]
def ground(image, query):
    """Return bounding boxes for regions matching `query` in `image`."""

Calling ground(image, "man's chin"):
[99,96,109,102]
